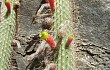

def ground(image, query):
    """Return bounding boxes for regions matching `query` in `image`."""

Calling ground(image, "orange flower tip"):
[39,30,49,39]
[69,34,74,39]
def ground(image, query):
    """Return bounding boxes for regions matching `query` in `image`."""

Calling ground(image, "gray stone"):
[14,0,43,70]
[74,0,110,70]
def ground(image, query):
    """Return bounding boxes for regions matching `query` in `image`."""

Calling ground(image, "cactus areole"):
[40,31,56,49]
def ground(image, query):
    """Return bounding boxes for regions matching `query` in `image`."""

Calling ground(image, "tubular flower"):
[40,30,56,49]
[4,0,11,18]
[65,34,74,48]
[46,0,55,11]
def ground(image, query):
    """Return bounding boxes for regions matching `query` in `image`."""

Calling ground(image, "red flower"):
[4,0,11,18]
[40,30,56,49]
[47,0,55,11]
[65,35,74,48]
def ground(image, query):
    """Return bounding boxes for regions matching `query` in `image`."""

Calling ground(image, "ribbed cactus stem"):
[52,0,75,70]
[0,0,16,70]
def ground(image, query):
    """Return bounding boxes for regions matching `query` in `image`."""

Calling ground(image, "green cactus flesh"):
[0,0,16,70]
[52,0,75,70]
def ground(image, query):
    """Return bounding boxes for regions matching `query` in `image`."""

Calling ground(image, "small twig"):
[13,0,20,38]
[32,3,51,24]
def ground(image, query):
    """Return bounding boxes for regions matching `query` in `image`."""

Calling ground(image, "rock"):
[17,0,43,54]
[13,0,44,70]
[74,0,110,70]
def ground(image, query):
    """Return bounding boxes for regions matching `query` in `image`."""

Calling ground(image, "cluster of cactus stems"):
[0,0,16,70]
[1,0,75,70]
[40,0,75,70]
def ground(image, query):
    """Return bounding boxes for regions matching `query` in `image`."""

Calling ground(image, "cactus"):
[0,0,75,69]
[0,0,16,70]
[51,0,75,70]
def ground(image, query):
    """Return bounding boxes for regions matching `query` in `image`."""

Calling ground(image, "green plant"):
[0,0,16,70]
[51,0,75,70]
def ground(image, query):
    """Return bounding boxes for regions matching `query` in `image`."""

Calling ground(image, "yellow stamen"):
[4,0,8,2]
[39,30,49,39]
[69,34,74,39]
